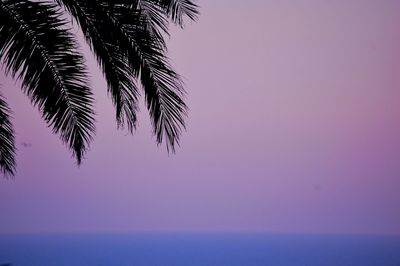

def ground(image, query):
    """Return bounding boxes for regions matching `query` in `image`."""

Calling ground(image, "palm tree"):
[0,0,198,176]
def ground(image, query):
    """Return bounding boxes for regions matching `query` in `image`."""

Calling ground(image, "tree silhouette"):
[0,0,198,176]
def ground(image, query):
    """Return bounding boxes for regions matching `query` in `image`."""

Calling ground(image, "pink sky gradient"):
[1,0,400,235]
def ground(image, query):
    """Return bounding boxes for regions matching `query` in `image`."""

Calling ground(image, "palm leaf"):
[0,0,95,164]
[136,0,169,49]
[0,92,16,176]
[56,0,140,132]
[99,1,187,151]
[147,0,199,26]
[59,0,188,151]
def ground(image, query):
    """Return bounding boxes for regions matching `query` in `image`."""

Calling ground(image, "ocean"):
[0,233,399,266]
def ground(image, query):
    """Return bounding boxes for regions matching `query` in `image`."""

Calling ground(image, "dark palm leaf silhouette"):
[0,92,16,176]
[0,0,198,175]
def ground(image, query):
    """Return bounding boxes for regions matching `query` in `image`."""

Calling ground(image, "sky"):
[1,0,400,235]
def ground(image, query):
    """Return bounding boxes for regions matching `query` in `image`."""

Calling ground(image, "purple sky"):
[1,0,400,235]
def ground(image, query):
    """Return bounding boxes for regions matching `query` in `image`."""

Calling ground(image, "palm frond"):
[0,92,16,176]
[59,0,188,151]
[137,0,170,49]
[100,1,188,151]
[111,0,170,47]
[147,0,199,26]
[0,0,95,164]
[56,0,140,132]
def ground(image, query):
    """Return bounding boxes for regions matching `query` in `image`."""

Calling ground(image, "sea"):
[0,233,399,266]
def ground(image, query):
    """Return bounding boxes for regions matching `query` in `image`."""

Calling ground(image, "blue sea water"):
[0,233,399,266]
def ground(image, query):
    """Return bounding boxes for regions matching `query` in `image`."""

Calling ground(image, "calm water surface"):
[0,233,399,266]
